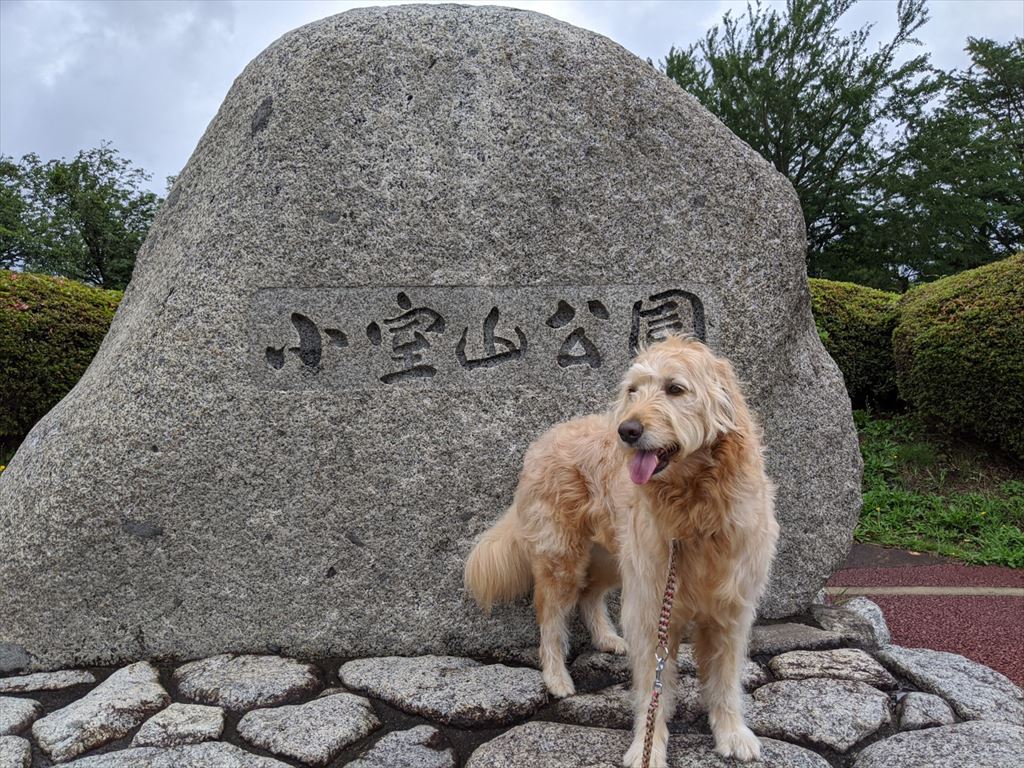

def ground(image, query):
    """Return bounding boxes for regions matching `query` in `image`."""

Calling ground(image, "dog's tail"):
[464,506,532,612]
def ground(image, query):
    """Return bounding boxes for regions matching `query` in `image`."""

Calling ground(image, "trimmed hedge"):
[809,278,901,408]
[893,254,1024,459]
[0,270,121,441]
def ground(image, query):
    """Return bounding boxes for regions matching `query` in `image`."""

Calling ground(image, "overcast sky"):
[2,0,1022,192]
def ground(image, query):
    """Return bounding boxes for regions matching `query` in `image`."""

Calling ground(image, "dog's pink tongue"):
[629,450,659,485]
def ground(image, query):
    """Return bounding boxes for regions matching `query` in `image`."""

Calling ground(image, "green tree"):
[0,144,160,289]
[664,0,941,287]
[870,37,1023,282]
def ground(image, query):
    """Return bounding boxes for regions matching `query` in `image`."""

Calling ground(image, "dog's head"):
[614,335,744,485]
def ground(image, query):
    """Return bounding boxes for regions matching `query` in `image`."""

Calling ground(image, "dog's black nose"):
[618,420,644,444]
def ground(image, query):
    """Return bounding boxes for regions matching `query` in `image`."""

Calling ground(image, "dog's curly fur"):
[464,335,778,765]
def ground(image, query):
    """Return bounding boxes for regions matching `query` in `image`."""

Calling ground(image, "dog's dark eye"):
[666,383,687,396]
[627,386,637,395]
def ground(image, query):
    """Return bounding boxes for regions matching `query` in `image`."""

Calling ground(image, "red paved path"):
[829,545,1024,687]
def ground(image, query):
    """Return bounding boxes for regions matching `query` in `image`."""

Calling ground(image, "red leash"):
[641,539,679,768]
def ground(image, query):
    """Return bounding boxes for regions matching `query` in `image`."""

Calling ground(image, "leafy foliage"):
[868,38,1024,282]
[809,278,900,408]
[855,411,1024,567]
[0,270,121,441]
[0,144,159,289]
[664,0,941,284]
[893,254,1024,458]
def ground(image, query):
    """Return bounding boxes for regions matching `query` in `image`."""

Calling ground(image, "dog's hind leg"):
[533,553,587,698]
[693,608,761,763]
[579,545,626,654]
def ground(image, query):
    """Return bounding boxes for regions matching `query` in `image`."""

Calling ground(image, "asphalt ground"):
[828,544,1024,686]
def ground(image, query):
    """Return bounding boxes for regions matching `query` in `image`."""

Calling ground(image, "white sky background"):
[1,0,1022,193]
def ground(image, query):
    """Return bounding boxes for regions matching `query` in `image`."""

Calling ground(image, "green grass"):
[855,411,1024,567]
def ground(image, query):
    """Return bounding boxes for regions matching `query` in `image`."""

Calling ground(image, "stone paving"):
[2,599,1022,767]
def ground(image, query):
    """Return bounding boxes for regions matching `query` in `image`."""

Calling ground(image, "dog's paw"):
[543,668,576,698]
[714,725,761,763]
[622,736,667,768]
[595,633,628,655]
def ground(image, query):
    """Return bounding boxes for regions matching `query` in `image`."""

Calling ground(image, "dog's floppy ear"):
[708,357,741,437]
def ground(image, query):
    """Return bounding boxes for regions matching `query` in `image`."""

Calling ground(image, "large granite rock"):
[466,721,830,767]
[31,661,170,762]
[876,646,1024,725]
[853,721,1024,768]
[173,654,320,711]
[236,692,380,765]
[0,3,860,670]
[339,656,547,727]
[746,679,892,752]
[63,742,292,768]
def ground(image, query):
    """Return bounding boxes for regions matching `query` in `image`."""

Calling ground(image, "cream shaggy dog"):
[464,335,778,766]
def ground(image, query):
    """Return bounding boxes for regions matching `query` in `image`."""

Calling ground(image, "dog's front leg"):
[693,607,761,762]
[620,556,672,768]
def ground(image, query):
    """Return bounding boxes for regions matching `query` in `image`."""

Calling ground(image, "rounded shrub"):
[893,254,1024,458]
[809,278,900,408]
[0,270,121,443]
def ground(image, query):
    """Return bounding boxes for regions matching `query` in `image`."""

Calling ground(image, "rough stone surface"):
[340,656,547,727]
[347,725,456,768]
[31,661,170,762]
[552,677,703,729]
[131,703,224,747]
[0,736,30,768]
[746,679,892,752]
[568,652,631,690]
[63,742,292,767]
[811,598,890,648]
[897,692,955,730]
[0,646,30,676]
[769,648,897,688]
[173,654,320,711]
[853,721,1024,768]
[749,623,844,656]
[876,646,1024,725]
[237,691,380,766]
[677,644,768,689]
[0,670,96,693]
[466,721,830,767]
[0,3,860,669]
[0,698,40,737]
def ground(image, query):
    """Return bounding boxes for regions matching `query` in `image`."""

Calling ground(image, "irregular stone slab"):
[63,741,292,767]
[749,623,843,656]
[811,598,890,648]
[876,646,1024,725]
[898,692,955,730]
[746,679,892,752]
[0,736,31,768]
[0,646,31,677]
[132,703,224,747]
[173,654,320,711]
[853,721,1024,768]
[769,648,897,689]
[0,698,40,736]
[347,725,456,768]
[677,644,768,689]
[489,647,541,669]
[553,678,704,729]
[31,661,170,762]
[339,656,546,727]
[237,692,379,766]
[0,670,96,693]
[568,652,631,690]
[466,721,830,767]
[0,2,860,671]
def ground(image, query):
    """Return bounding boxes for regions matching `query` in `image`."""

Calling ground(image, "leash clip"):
[653,642,670,691]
